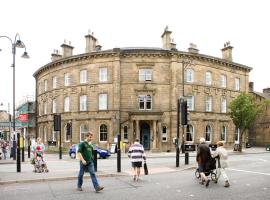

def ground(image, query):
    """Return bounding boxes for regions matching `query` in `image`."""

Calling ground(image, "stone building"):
[33,28,252,151]
[249,83,270,146]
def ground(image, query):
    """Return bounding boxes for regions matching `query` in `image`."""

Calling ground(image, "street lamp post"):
[0,34,29,172]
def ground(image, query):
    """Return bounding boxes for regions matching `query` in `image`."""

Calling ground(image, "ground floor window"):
[205,125,212,142]
[80,124,88,142]
[100,124,108,142]
[221,126,226,142]
[186,125,194,142]
[124,126,128,141]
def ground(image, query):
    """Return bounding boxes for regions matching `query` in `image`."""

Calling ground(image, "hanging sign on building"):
[19,113,28,122]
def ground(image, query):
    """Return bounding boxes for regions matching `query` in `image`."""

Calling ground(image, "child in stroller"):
[31,138,49,173]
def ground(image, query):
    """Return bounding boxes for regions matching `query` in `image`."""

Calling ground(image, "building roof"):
[252,91,270,99]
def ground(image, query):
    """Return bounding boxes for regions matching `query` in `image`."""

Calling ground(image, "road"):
[0,153,269,200]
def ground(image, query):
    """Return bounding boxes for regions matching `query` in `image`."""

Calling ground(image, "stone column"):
[152,120,157,150]
[136,120,140,140]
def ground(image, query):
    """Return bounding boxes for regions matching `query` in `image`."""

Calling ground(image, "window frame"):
[186,95,194,111]
[235,78,240,91]
[139,69,152,81]
[80,69,87,84]
[205,71,212,86]
[99,124,108,142]
[44,79,48,92]
[205,96,212,112]
[99,93,108,110]
[220,125,226,142]
[220,74,227,88]
[64,73,71,86]
[64,97,70,112]
[52,99,56,113]
[99,68,108,82]
[221,97,227,113]
[138,94,152,110]
[64,124,71,142]
[80,95,87,111]
[52,76,57,89]
[186,124,194,143]
[186,68,194,83]
[205,125,212,142]
[80,124,88,142]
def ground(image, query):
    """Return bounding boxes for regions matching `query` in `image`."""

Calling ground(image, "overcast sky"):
[0,0,269,111]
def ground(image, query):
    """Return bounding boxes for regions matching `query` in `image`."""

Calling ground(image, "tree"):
[229,92,264,152]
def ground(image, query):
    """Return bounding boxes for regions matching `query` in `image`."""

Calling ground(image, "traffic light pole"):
[176,98,180,167]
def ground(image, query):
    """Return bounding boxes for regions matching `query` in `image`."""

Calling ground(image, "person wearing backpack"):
[212,141,230,187]
[77,131,104,193]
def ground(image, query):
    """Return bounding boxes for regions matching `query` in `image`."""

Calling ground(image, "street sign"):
[19,113,28,122]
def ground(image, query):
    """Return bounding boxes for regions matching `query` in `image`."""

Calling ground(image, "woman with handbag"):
[212,141,230,187]
[128,138,146,181]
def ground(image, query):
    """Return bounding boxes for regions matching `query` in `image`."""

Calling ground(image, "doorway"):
[140,122,150,150]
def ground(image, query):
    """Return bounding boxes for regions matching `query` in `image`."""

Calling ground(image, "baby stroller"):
[195,157,217,183]
[31,149,49,173]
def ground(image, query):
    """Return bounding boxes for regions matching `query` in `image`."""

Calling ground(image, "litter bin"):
[266,144,270,151]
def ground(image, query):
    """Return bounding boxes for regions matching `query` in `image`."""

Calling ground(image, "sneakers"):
[224,181,230,187]
[77,187,83,191]
[95,186,104,193]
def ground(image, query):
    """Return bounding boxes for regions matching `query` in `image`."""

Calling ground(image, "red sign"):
[19,113,28,122]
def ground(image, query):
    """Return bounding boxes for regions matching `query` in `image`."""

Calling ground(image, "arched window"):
[80,124,88,142]
[64,123,71,142]
[162,126,167,142]
[186,69,193,83]
[205,125,212,142]
[186,125,194,142]
[124,126,128,140]
[235,127,240,144]
[99,124,108,142]
[221,126,226,142]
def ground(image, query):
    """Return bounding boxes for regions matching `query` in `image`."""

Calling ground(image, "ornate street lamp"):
[0,33,29,172]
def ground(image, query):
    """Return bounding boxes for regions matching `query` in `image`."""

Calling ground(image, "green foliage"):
[229,92,262,132]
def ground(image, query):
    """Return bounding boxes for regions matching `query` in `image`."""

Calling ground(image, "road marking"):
[259,159,268,162]
[263,187,267,190]
[228,168,270,176]
[189,194,194,197]
[177,190,181,193]
[246,184,251,187]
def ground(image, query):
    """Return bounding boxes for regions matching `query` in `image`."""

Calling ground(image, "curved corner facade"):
[34,47,251,151]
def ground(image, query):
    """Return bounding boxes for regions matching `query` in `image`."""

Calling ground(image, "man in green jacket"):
[77,132,104,192]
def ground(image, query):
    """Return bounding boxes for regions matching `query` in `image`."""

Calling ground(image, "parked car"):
[69,144,111,159]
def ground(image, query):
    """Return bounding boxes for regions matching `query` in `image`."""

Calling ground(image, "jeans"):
[77,160,99,189]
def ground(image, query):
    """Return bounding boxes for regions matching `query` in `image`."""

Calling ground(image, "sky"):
[0,0,269,112]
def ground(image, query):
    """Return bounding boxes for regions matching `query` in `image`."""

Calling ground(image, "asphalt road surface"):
[0,153,269,200]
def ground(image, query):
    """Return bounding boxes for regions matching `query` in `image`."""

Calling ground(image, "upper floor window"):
[220,74,227,88]
[52,76,57,89]
[44,80,48,92]
[221,125,226,142]
[139,69,152,81]
[99,124,108,142]
[139,95,152,110]
[205,96,212,112]
[186,69,194,83]
[80,95,87,111]
[205,125,212,142]
[64,73,71,86]
[186,125,194,142]
[186,95,194,111]
[52,99,56,113]
[124,126,128,140]
[64,97,70,112]
[205,72,212,86]
[235,78,240,90]
[99,93,108,110]
[99,68,108,82]
[162,126,167,142]
[80,70,87,84]
[221,97,227,113]
[44,101,47,115]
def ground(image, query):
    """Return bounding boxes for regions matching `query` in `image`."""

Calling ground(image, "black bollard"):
[185,152,189,165]
[93,149,97,172]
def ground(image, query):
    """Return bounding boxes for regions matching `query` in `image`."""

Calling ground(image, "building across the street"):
[33,27,252,151]
[249,83,270,146]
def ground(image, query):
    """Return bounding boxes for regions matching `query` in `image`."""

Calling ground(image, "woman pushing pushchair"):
[31,137,49,173]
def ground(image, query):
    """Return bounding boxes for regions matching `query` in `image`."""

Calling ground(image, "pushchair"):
[195,157,217,183]
[31,152,49,173]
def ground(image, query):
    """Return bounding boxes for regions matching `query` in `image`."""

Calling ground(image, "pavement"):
[0,147,268,185]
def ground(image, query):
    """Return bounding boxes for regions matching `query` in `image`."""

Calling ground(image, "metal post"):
[117,133,121,172]
[185,152,189,164]
[22,129,25,162]
[27,127,30,158]
[93,149,97,172]
[176,98,180,167]
[181,61,185,154]
[59,129,62,159]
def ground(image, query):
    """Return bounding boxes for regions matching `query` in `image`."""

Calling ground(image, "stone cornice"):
[33,48,252,78]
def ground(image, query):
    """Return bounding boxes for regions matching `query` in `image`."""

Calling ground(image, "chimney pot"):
[221,41,233,61]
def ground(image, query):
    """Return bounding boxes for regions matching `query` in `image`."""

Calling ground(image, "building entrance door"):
[140,122,150,150]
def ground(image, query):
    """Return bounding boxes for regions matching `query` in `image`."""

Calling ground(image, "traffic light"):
[181,100,188,125]
[53,114,61,131]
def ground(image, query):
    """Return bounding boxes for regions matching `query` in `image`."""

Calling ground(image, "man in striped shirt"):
[128,138,146,181]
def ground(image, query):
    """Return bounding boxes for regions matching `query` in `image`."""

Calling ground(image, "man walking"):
[77,132,104,192]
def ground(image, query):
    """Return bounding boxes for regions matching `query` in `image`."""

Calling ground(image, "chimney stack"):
[61,40,74,57]
[85,30,97,53]
[221,41,233,61]
[188,43,199,54]
[263,88,270,94]
[161,26,172,49]
[249,82,254,92]
[51,49,62,61]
